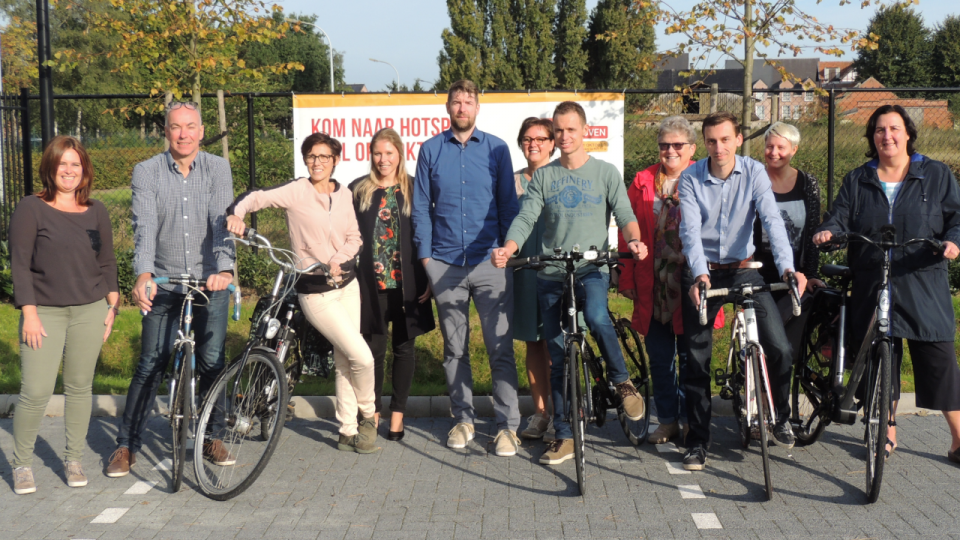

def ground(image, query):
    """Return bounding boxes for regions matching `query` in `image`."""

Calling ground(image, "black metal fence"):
[1,86,957,294]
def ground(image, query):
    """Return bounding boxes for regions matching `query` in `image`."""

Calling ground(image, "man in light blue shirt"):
[412,80,522,457]
[677,112,807,471]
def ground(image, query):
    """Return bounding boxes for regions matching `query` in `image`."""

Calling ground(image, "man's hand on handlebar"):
[226,215,246,237]
[627,239,648,260]
[943,241,960,260]
[812,230,832,245]
[205,271,234,292]
[689,274,710,308]
[491,241,518,269]
[785,270,807,298]
[132,273,157,312]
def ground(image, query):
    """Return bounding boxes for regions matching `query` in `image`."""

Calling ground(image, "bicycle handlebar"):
[505,249,636,269]
[229,228,331,276]
[818,229,945,256]
[151,276,241,321]
[698,274,800,326]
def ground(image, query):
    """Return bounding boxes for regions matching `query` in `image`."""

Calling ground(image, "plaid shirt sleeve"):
[131,160,159,277]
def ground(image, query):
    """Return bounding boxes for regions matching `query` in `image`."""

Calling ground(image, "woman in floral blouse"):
[350,128,435,441]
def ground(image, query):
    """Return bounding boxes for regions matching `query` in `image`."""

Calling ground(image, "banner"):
[292,92,625,184]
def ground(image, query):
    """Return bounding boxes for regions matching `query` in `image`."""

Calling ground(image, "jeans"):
[646,318,687,425]
[539,271,629,440]
[117,288,229,453]
[680,268,793,448]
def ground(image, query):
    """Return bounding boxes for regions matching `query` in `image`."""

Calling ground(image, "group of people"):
[8,78,960,496]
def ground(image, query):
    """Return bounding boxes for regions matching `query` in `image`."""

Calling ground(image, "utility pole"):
[36,0,54,148]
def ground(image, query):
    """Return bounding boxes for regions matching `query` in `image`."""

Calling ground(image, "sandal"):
[884,420,897,461]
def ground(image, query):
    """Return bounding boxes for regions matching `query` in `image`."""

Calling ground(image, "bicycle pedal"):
[719,386,734,400]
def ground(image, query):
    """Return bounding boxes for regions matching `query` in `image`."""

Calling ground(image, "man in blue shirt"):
[413,80,522,457]
[678,112,807,471]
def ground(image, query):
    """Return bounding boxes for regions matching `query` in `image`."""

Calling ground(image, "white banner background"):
[292,92,625,184]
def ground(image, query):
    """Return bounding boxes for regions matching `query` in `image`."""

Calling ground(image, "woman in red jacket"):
[618,116,722,445]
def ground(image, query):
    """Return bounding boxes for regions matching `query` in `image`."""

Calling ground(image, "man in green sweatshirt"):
[492,101,647,465]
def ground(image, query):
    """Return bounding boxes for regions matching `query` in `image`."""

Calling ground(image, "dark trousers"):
[680,268,793,448]
[363,288,417,414]
[117,288,228,453]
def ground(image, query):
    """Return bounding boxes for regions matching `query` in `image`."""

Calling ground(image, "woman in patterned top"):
[351,128,435,441]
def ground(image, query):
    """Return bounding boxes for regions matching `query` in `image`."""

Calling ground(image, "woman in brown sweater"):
[227,132,376,454]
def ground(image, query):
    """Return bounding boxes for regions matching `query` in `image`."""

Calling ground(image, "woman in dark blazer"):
[350,127,434,441]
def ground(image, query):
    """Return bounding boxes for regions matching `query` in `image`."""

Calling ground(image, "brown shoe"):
[105,447,135,478]
[647,422,680,444]
[949,447,960,465]
[616,380,645,421]
[202,440,236,466]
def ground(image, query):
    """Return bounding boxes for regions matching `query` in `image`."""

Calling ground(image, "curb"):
[0,393,939,419]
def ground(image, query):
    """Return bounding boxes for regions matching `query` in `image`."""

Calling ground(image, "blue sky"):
[275,0,956,92]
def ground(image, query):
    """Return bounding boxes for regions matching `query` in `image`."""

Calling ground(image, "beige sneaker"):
[64,461,87,488]
[520,413,550,439]
[493,429,520,457]
[616,380,645,421]
[539,438,574,465]
[446,422,475,449]
[13,467,35,495]
[647,422,680,445]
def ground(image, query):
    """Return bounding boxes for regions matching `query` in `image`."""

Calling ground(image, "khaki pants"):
[13,300,107,468]
[299,280,375,436]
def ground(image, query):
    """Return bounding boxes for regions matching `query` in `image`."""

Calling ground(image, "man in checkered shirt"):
[105,102,236,478]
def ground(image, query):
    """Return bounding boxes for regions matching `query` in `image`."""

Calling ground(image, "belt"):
[707,258,758,271]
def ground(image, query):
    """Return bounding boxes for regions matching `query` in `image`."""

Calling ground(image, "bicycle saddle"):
[821,264,852,279]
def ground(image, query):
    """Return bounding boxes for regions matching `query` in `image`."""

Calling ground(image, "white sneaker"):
[446,422,475,449]
[493,429,520,457]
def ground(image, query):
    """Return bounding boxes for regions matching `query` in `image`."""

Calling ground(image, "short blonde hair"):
[764,122,801,147]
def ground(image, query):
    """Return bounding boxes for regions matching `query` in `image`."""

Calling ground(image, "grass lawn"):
[2,292,957,396]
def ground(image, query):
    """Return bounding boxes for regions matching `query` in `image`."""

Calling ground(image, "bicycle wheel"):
[615,319,651,446]
[568,343,587,496]
[194,350,289,500]
[865,340,891,503]
[580,345,602,427]
[791,317,832,447]
[751,347,774,501]
[730,332,750,449]
[169,345,192,493]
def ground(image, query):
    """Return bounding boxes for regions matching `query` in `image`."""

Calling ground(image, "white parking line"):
[655,443,681,453]
[91,508,130,524]
[665,462,691,475]
[124,481,158,495]
[153,459,172,471]
[678,484,706,499]
[692,512,722,529]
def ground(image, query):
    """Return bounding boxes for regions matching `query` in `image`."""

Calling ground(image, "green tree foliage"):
[585,0,655,91]
[930,16,960,88]
[484,0,523,89]
[852,5,931,89]
[243,12,345,93]
[437,0,488,89]
[513,0,557,89]
[554,0,589,89]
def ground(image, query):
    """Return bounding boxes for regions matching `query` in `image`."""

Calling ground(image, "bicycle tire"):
[170,345,192,493]
[865,340,891,503]
[614,319,651,446]
[730,330,750,449]
[581,345,598,426]
[751,346,774,501]
[568,343,587,496]
[791,318,831,447]
[193,350,289,500]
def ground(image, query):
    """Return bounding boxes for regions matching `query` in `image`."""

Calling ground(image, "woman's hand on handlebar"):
[812,230,832,245]
[689,274,710,308]
[226,215,246,237]
[328,264,343,277]
[806,278,826,292]
[943,241,960,260]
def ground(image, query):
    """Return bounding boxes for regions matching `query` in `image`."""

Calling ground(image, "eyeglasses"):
[305,154,335,163]
[658,142,692,151]
[522,137,551,146]
[167,101,199,112]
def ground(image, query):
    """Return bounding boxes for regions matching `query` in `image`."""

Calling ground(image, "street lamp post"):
[285,19,334,92]
[36,0,54,148]
[369,58,400,91]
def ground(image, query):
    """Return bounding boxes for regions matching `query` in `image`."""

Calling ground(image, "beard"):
[451,116,476,132]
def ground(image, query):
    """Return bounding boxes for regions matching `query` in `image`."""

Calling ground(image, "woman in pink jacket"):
[226,132,377,454]
[618,116,723,445]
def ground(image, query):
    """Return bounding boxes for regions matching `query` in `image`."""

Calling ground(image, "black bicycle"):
[708,271,801,501]
[791,225,943,503]
[508,246,651,495]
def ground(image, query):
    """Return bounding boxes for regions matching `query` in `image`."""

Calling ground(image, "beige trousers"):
[299,280,375,436]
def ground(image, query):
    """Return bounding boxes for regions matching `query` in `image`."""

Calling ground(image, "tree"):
[929,15,960,88]
[513,0,557,89]
[243,12,345,93]
[852,5,931,89]
[59,0,300,111]
[644,0,913,155]
[585,0,656,91]
[554,0,589,89]
[437,0,488,89]
[484,0,523,89]
[0,15,37,91]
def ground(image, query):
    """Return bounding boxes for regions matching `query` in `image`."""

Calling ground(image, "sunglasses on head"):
[167,101,199,111]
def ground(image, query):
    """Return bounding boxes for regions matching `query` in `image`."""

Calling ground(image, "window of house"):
[793,106,802,119]
[804,91,814,101]
[782,92,791,102]
[756,105,765,119]
[755,92,766,101]
[782,105,791,118]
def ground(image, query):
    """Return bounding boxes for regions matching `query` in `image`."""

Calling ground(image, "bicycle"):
[507,245,651,495]
[143,276,240,494]
[707,269,801,501]
[791,224,944,503]
[191,229,337,500]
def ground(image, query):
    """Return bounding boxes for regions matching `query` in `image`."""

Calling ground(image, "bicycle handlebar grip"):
[140,283,151,316]
[698,281,708,326]
[506,256,534,268]
[788,274,802,317]
[233,289,242,321]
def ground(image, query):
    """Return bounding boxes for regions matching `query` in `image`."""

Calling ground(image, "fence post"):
[710,84,718,113]
[217,89,229,163]
[20,88,32,196]
[163,92,172,152]
[247,94,257,236]
[827,88,836,212]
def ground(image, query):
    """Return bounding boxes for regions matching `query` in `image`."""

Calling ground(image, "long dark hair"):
[865,104,918,159]
[38,136,94,206]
